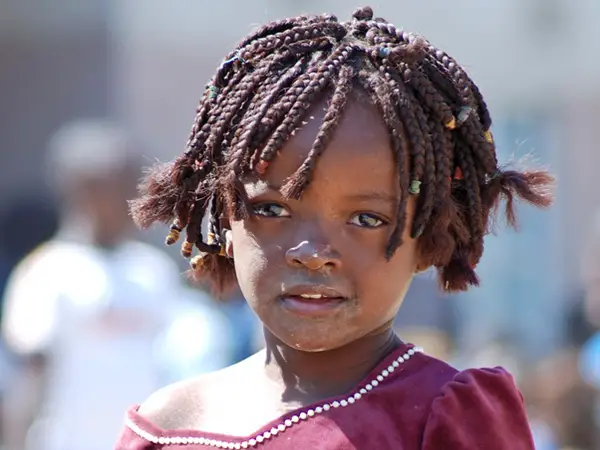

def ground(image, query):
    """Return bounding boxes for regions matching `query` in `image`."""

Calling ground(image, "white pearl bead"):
[125,346,424,448]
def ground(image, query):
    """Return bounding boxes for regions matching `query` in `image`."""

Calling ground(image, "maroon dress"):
[116,344,534,449]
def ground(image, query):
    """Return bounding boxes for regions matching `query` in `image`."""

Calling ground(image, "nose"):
[285,240,341,271]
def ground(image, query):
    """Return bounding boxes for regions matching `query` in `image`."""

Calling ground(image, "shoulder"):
[422,366,534,449]
[136,376,208,431]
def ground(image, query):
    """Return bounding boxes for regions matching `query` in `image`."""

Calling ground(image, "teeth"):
[300,294,324,299]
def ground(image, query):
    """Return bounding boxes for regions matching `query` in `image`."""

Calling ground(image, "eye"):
[252,203,291,218]
[349,213,386,228]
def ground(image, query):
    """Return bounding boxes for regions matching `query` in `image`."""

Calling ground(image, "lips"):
[279,284,350,316]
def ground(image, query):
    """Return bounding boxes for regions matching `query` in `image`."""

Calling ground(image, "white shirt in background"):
[2,239,231,450]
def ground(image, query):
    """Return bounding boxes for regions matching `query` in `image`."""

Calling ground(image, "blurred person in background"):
[518,211,600,450]
[0,197,59,448]
[0,119,232,450]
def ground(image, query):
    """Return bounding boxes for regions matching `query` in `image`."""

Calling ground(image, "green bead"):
[409,179,421,195]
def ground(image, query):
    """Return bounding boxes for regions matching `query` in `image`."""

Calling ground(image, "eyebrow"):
[253,182,398,205]
[344,192,399,205]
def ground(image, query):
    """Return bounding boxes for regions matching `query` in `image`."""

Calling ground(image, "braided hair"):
[130,6,553,294]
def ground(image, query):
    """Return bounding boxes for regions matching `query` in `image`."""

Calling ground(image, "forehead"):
[262,93,397,191]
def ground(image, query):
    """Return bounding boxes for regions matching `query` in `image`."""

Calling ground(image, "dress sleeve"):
[422,367,535,450]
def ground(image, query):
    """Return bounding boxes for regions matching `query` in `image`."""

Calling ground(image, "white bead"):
[124,346,426,449]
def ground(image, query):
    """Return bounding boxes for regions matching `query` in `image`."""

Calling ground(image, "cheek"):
[229,221,272,295]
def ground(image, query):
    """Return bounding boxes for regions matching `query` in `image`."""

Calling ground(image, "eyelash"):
[252,203,291,218]
[348,213,387,229]
[252,203,387,229]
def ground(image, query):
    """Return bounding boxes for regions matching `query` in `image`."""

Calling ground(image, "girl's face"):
[229,94,420,352]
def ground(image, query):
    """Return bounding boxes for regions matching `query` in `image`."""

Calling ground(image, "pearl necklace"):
[126,346,423,448]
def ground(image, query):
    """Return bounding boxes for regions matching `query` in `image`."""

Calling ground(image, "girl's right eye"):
[252,203,291,218]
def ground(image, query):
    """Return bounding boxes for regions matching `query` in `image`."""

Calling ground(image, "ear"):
[223,229,234,259]
[414,261,430,274]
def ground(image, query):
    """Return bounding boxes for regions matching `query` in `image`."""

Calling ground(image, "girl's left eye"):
[252,203,291,218]
[348,213,386,228]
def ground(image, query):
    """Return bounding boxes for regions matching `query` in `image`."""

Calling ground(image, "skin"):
[140,93,424,436]
[69,166,139,248]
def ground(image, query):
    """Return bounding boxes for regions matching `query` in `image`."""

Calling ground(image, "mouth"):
[279,285,350,316]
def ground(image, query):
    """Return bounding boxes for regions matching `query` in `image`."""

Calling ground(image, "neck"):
[262,327,401,403]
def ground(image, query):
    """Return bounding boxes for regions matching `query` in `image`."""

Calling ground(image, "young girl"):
[117,6,552,449]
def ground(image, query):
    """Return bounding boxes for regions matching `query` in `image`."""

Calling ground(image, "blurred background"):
[0,1,599,449]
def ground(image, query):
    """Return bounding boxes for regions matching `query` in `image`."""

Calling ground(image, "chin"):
[272,326,358,353]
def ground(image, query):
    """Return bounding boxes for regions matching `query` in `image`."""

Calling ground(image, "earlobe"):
[224,229,234,259]
[415,261,430,274]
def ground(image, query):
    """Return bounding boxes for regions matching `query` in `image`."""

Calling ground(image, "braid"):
[131,6,553,295]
